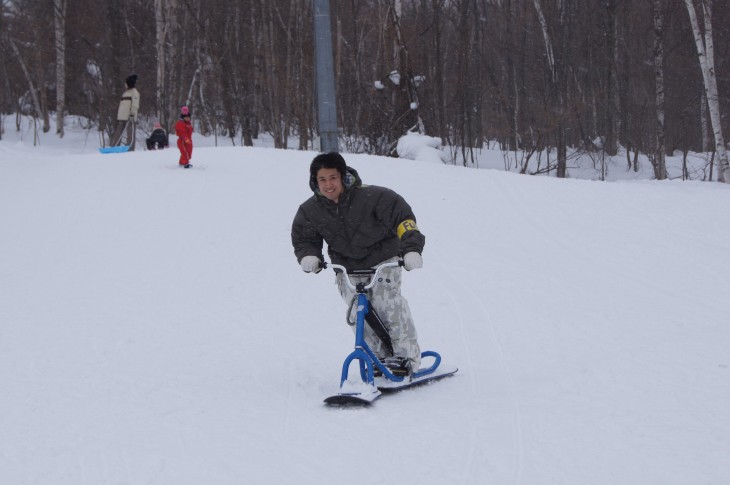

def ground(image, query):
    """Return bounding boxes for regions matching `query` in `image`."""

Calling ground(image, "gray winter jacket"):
[291,166,425,271]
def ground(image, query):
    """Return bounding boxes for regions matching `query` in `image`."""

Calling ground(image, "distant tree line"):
[1,0,728,179]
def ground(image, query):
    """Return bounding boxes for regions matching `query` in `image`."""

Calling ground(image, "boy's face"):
[316,167,344,203]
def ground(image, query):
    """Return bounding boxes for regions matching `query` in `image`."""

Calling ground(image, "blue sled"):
[98,145,130,154]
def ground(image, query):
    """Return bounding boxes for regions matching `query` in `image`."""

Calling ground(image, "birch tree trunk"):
[389,0,424,135]
[155,0,176,132]
[604,0,619,156]
[652,0,667,180]
[532,0,555,82]
[251,1,262,140]
[155,0,166,126]
[433,0,446,143]
[533,0,568,177]
[54,0,66,137]
[261,0,283,148]
[700,90,709,152]
[684,0,730,182]
[0,0,3,141]
[505,0,519,151]
[9,39,42,122]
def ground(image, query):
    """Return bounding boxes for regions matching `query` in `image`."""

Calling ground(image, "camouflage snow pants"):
[336,257,421,371]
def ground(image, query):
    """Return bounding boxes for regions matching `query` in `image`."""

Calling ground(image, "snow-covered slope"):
[1,123,729,484]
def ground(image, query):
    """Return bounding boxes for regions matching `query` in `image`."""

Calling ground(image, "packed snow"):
[1,117,729,484]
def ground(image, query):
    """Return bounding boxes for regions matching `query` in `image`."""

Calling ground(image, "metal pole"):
[313,0,339,152]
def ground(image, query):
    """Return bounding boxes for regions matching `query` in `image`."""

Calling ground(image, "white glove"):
[403,252,423,271]
[300,255,322,273]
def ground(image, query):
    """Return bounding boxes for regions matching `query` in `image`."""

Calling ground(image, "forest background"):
[1,0,728,180]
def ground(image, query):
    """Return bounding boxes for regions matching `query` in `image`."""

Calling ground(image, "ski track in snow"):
[432,255,525,485]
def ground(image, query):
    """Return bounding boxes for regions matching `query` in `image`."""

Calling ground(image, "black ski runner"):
[376,364,458,392]
[324,364,458,406]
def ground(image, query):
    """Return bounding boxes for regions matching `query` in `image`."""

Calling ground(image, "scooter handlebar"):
[327,260,404,292]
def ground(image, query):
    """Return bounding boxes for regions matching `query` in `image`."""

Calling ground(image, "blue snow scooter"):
[324,259,457,406]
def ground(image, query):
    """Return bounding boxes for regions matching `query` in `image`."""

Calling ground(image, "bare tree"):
[684,0,730,182]
[8,38,43,142]
[0,0,6,140]
[1,0,727,184]
[532,0,571,177]
[652,0,667,180]
[155,0,176,133]
[603,0,620,156]
[54,0,66,137]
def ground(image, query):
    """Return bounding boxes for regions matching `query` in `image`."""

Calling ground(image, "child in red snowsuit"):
[175,106,193,168]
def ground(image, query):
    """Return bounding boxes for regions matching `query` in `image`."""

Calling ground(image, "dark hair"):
[125,74,138,88]
[309,152,346,183]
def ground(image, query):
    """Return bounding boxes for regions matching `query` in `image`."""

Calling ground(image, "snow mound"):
[396,131,444,164]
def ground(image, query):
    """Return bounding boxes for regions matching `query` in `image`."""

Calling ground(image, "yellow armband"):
[397,219,419,239]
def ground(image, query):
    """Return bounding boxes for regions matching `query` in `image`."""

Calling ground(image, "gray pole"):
[313,0,339,152]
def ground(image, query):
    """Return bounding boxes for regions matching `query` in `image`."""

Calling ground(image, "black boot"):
[382,357,412,377]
